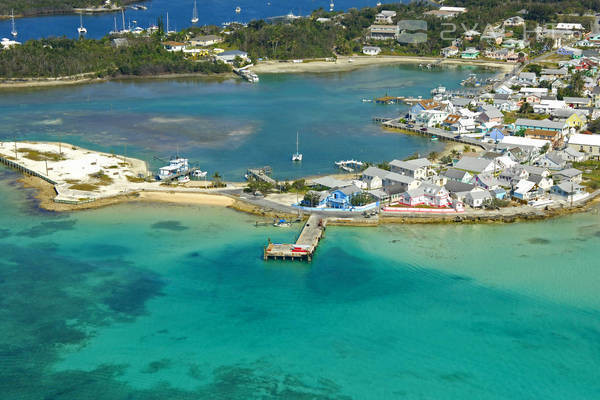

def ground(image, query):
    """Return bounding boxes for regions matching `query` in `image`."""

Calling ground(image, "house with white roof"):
[375,10,396,24]
[389,158,432,179]
[362,46,381,56]
[567,133,600,160]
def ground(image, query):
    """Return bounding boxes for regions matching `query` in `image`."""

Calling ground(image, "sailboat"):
[191,0,199,23]
[235,6,241,13]
[329,1,334,12]
[110,15,119,34]
[10,9,17,37]
[292,132,303,162]
[77,14,87,35]
[166,12,175,34]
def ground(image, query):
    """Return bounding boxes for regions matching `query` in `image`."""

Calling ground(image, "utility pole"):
[14,139,17,160]
[45,160,48,176]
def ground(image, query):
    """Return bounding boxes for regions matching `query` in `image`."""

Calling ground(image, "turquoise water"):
[0,64,487,180]
[1,168,600,399]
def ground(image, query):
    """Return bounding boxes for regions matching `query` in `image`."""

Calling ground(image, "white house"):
[216,50,250,63]
[389,158,431,179]
[362,46,381,56]
[375,10,396,24]
[556,23,585,31]
[567,134,600,160]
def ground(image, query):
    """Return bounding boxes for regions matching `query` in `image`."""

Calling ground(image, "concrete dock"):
[264,214,326,262]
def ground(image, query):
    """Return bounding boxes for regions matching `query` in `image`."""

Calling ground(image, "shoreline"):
[0,72,236,90]
[250,56,515,74]
[15,174,600,225]
[0,55,513,90]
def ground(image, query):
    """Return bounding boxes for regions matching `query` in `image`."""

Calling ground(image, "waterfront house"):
[551,182,586,202]
[302,190,329,208]
[461,48,480,59]
[375,10,396,24]
[362,46,381,56]
[216,50,250,63]
[400,183,450,207]
[528,173,554,191]
[383,172,421,192]
[361,166,387,189]
[567,133,600,160]
[326,185,363,209]
[474,174,502,190]
[390,158,432,179]
[408,99,442,120]
[369,24,399,40]
[464,190,492,208]
[512,179,538,201]
[441,46,460,57]
[415,109,449,127]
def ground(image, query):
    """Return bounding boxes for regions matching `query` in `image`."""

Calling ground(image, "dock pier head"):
[264,214,327,262]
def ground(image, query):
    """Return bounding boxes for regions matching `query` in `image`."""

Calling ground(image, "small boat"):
[235,6,241,13]
[362,98,372,103]
[377,1,382,6]
[10,9,17,37]
[192,169,207,178]
[178,175,191,183]
[130,5,139,10]
[191,0,199,23]
[329,1,334,12]
[292,131,302,162]
[273,219,291,227]
[138,5,148,10]
[77,15,87,35]
[431,136,438,141]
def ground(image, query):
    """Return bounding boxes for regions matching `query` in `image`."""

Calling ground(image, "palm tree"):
[212,171,222,187]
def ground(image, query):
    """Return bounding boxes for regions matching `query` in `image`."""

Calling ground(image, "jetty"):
[264,214,326,262]
[377,118,493,151]
[246,166,275,185]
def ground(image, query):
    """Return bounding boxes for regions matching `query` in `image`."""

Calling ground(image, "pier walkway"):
[247,167,276,185]
[264,214,326,262]
[376,118,493,151]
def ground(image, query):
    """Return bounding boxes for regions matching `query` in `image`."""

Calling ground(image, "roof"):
[442,168,470,180]
[467,190,492,200]
[518,72,537,80]
[524,129,557,137]
[515,118,566,130]
[362,166,389,179]
[383,171,416,184]
[480,105,503,119]
[563,97,590,104]
[311,176,348,188]
[219,50,248,56]
[191,35,221,41]
[555,181,584,192]
[444,180,476,193]
[569,133,600,147]
[336,184,362,196]
[555,168,582,177]
[514,179,536,194]
[454,157,493,173]
[389,158,430,171]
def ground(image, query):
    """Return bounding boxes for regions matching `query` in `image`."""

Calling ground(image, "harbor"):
[264,214,326,261]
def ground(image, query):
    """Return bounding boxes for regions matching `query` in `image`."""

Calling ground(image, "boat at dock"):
[234,67,259,83]
[158,158,189,180]
[273,219,291,227]
[192,169,207,178]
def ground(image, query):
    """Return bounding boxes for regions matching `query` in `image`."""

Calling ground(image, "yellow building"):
[564,113,585,130]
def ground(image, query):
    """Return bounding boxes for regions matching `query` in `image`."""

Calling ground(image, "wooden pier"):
[246,167,276,185]
[264,214,326,262]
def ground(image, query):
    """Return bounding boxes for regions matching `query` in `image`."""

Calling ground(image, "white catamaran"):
[10,9,17,37]
[191,0,199,23]
[77,14,87,35]
[292,132,303,162]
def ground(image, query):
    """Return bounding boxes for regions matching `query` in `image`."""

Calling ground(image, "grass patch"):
[70,183,99,191]
[65,179,80,184]
[573,160,600,191]
[19,147,65,162]
[126,175,146,183]
[107,165,119,169]
[89,171,113,186]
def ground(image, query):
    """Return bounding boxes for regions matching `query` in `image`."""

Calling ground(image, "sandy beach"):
[251,56,515,74]
[137,191,235,207]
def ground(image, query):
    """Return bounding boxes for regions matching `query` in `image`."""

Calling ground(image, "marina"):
[264,214,326,261]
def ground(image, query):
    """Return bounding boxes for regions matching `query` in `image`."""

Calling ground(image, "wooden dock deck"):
[264,214,326,262]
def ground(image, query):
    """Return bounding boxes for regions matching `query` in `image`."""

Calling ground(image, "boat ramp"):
[264,214,326,262]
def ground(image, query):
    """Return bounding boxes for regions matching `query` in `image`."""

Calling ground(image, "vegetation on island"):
[0,36,231,79]
[1,1,137,17]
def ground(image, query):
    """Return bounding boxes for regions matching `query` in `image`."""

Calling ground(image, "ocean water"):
[0,168,599,399]
[2,0,384,42]
[0,64,487,180]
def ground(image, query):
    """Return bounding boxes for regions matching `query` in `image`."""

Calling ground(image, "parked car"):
[406,124,414,128]
[420,127,428,132]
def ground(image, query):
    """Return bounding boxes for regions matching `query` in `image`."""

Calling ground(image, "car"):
[420,127,428,132]
[406,124,414,128]
[454,134,462,139]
